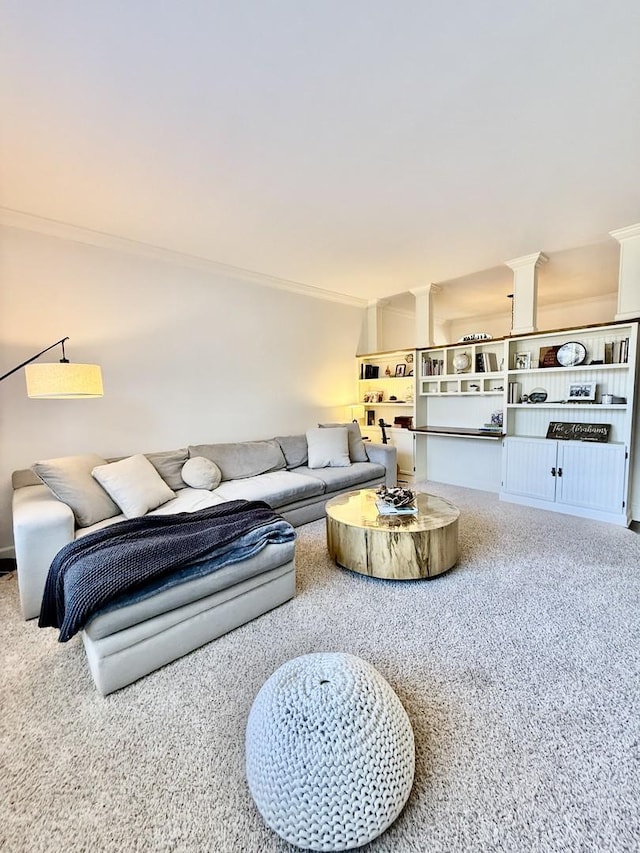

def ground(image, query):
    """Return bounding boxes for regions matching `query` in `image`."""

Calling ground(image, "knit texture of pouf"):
[245,652,415,851]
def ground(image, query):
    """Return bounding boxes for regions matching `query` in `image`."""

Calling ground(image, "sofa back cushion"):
[188,440,286,481]
[32,453,121,528]
[319,422,369,463]
[274,434,308,470]
[145,448,189,490]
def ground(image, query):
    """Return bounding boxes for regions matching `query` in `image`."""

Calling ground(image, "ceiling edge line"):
[0,207,367,308]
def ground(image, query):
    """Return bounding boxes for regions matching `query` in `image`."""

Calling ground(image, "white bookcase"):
[357,322,638,522]
[501,321,638,525]
[356,349,417,479]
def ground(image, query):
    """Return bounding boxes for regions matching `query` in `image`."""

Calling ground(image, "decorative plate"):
[556,341,587,367]
[404,353,414,363]
[528,387,548,404]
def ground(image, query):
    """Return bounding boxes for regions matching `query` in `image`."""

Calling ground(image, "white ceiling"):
[1,1,639,307]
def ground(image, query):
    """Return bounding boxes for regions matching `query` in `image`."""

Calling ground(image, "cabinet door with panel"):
[389,429,415,479]
[556,442,626,514]
[502,437,628,521]
[503,437,558,501]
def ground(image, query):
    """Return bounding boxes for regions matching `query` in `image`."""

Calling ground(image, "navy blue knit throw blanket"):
[39,500,295,642]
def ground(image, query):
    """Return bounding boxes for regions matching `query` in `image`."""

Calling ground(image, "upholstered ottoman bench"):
[36,500,297,696]
[82,539,295,695]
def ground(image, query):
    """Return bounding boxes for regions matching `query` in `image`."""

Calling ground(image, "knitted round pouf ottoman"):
[245,652,415,851]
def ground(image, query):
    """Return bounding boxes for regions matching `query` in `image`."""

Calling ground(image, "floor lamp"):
[0,337,103,398]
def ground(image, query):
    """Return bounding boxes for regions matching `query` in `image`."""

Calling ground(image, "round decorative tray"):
[528,387,548,404]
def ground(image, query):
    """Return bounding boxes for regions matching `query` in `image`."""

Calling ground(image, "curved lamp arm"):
[0,337,69,382]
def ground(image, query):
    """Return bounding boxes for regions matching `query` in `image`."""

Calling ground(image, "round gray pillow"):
[181,456,222,490]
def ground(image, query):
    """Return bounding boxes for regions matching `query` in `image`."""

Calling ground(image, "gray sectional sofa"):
[11,428,396,694]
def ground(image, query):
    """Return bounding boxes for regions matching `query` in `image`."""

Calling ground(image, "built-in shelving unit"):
[355,348,417,478]
[409,320,639,524]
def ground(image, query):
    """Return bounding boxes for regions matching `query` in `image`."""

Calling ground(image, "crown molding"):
[0,208,367,308]
[382,306,415,319]
[610,222,640,242]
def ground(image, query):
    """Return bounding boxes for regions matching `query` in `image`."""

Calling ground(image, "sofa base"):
[81,560,295,695]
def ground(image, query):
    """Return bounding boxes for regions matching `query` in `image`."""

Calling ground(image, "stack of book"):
[422,356,444,376]
[375,499,418,516]
[475,352,499,373]
[604,339,629,364]
[361,364,380,379]
[507,381,521,403]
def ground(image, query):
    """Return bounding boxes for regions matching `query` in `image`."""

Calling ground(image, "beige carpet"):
[1,483,639,852]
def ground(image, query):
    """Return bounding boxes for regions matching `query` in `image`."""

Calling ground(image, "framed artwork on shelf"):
[394,364,407,377]
[514,352,531,370]
[539,345,560,368]
[566,382,596,402]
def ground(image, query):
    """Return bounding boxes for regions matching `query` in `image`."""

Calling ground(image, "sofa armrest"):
[13,485,75,620]
[364,442,398,487]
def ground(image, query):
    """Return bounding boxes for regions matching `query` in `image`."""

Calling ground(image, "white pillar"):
[410,285,439,347]
[504,252,548,335]
[610,223,640,321]
[366,300,381,352]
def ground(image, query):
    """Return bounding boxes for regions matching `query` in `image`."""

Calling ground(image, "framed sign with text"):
[546,422,611,442]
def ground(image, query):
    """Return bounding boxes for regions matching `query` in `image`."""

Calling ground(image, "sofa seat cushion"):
[295,462,385,493]
[149,488,227,515]
[213,470,325,508]
[84,540,296,640]
[74,488,225,537]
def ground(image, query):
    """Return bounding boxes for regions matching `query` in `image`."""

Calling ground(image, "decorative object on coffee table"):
[375,485,417,514]
[245,652,415,851]
[326,488,459,579]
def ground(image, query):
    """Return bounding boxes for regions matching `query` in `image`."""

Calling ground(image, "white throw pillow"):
[91,454,176,519]
[306,427,351,469]
[181,456,222,490]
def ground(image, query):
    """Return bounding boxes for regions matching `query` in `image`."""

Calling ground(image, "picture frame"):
[514,352,531,370]
[394,364,406,377]
[539,345,560,368]
[566,381,596,402]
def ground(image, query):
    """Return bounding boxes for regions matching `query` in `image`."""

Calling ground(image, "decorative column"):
[410,285,439,348]
[610,223,640,321]
[365,300,382,353]
[504,252,548,335]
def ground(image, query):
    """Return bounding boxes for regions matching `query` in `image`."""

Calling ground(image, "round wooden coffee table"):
[325,489,459,580]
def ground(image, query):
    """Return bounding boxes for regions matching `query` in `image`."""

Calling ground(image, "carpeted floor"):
[1,483,639,852]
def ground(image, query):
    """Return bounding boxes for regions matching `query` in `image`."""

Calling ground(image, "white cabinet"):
[503,437,628,523]
[503,438,558,501]
[500,321,637,525]
[389,428,415,479]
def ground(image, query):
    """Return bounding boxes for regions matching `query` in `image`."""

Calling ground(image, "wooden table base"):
[325,490,459,580]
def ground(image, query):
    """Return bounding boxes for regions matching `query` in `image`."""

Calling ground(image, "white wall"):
[379,307,415,351]
[0,225,364,552]
[446,293,618,345]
